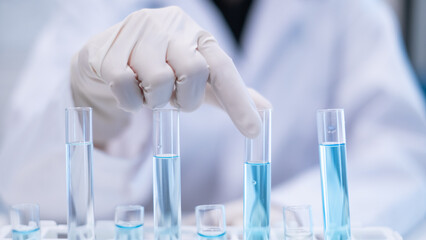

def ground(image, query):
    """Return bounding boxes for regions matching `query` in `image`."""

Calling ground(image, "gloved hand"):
[71,6,271,146]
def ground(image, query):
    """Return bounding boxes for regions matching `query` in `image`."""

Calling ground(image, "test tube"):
[316,109,351,240]
[115,205,144,240]
[10,203,41,240]
[243,108,271,240]
[195,204,226,239]
[66,107,95,240]
[153,108,181,240]
[283,205,313,240]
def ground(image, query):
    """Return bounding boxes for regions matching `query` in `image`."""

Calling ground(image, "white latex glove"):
[71,6,271,145]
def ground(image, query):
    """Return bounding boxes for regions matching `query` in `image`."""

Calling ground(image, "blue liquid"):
[197,225,226,240]
[197,233,226,240]
[243,162,270,240]
[115,224,144,240]
[66,142,95,240]
[12,228,41,240]
[153,155,181,240]
[319,143,351,240]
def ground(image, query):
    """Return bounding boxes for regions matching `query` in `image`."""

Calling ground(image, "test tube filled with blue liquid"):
[244,108,271,240]
[153,108,181,240]
[317,109,351,240]
[66,107,95,240]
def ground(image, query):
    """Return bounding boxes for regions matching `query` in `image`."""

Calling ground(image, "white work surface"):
[0,221,403,240]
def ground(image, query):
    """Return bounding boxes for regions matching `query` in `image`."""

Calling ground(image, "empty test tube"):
[153,108,181,240]
[66,107,95,240]
[244,108,272,240]
[317,109,351,240]
[283,205,314,240]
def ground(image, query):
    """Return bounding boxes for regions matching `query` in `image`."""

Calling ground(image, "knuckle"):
[167,6,183,14]
[130,8,148,19]
[197,31,217,48]
[180,60,208,78]
[77,46,90,66]
[141,69,175,109]
[141,68,175,90]
[169,51,209,80]
[74,46,97,77]
[105,70,133,84]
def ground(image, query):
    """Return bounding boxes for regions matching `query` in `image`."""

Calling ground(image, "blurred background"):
[0,0,425,238]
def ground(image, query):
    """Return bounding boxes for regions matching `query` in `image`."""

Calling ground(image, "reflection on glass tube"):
[65,107,95,240]
[153,108,181,240]
[244,108,271,240]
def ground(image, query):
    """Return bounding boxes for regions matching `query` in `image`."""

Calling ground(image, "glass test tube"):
[115,205,144,240]
[283,205,313,240]
[10,203,41,240]
[195,204,226,239]
[317,109,351,240]
[66,107,95,240]
[153,108,181,240]
[243,108,271,240]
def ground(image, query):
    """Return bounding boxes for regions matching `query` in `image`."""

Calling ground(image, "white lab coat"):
[0,0,425,235]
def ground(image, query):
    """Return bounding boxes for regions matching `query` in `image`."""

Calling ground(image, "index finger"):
[196,31,261,138]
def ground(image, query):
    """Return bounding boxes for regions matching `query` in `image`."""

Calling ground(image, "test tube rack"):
[0,221,402,240]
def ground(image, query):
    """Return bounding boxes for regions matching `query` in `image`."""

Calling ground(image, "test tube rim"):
[283,204,312,211]
[115,204,144,211]
[316,108,344,114]
[115,205,144,220]
[195,204,226,213]
[257,107,273,112]
[65,106,92,112]
[153,107,179,112]
[10,203,40,211]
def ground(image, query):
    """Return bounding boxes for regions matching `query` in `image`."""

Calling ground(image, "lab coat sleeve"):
[0,9,154,222]
[271,0,426,235]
